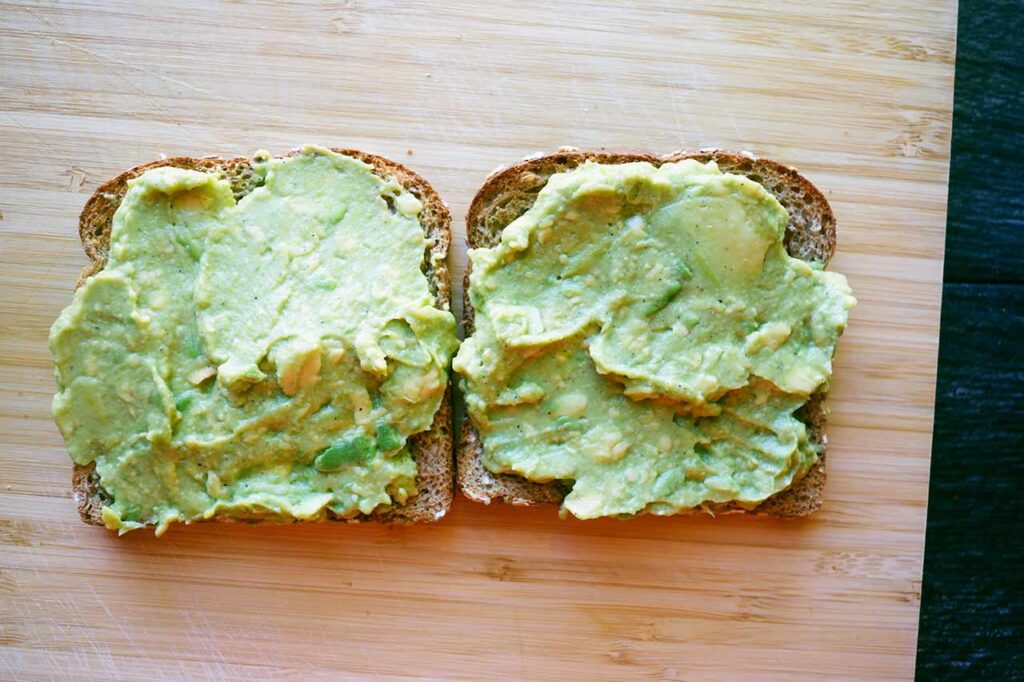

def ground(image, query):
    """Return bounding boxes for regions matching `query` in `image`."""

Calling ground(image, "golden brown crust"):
[71,148,454,527]
[458,149,838,517]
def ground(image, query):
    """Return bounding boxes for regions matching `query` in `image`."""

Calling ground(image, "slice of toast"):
[70,148,454,526]
[458,149,837,517]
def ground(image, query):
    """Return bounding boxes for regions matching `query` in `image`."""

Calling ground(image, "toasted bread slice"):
[70,148,454,526]
[458,149,837,517]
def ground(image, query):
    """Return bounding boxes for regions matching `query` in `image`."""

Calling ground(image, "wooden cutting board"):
[0,1,956,679]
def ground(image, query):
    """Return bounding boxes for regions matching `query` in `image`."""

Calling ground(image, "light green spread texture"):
[453,160,855,519]
[50,146,458,534]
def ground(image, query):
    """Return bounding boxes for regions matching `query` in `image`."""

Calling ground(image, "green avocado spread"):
[453,159,855,519]
[50,146,458,534]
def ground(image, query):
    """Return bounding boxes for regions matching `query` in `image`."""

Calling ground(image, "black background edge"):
[916,0,1024,677]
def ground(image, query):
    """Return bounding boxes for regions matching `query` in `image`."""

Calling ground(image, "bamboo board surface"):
[0,1,956,679]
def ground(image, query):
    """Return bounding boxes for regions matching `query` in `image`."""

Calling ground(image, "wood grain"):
[0,1,955,679]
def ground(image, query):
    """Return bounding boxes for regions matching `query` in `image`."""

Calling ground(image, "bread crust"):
[70,148,454,527]
[458,149,838,517]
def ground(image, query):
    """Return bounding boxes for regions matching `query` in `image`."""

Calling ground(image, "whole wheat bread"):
[70,148,454,526]
[458,149,837,517]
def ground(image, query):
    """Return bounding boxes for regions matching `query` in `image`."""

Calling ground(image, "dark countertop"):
[916,0,1024,677]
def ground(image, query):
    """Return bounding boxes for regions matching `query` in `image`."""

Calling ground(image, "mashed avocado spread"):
[50,146,458,534]
[453,160,855,519]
